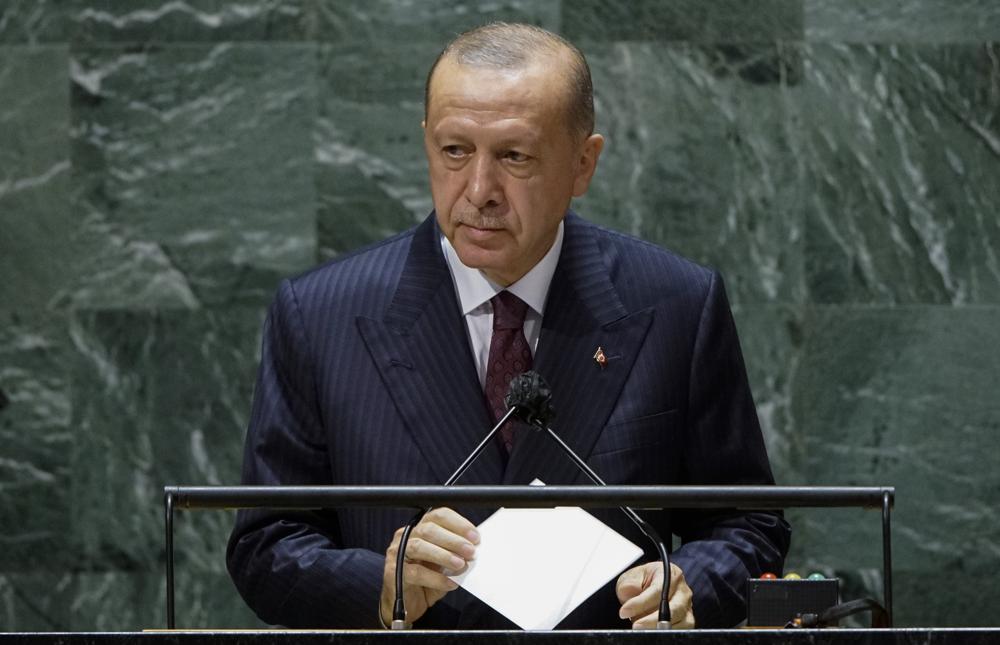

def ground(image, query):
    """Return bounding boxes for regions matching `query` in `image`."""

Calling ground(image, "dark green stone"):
[799,44,1000,304]
[788,306,1000,627]
[563,0,803,43]
[806,0,1000,43]
[576,42,805,305]
[310,0,561,44]
[72,0,310,43]
[62,43,317,309]
[0,312,74,572]
[0,45,75,309]
[732,305,806,479]
[315,43,433,261]
[0,565,260,630]
[67,309,261,575]
[0,1,74,43]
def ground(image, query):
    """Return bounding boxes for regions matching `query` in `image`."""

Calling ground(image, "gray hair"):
[424,22,595,139]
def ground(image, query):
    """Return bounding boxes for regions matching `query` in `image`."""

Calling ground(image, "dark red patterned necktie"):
[484,291,532,452]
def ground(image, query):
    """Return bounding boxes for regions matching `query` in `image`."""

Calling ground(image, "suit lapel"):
[504,214,654,485]
[356,216,504,493]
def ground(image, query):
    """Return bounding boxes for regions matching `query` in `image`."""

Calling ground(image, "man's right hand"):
[380,507,480,627]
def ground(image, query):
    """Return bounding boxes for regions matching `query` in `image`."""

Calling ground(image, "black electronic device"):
[746,577,840,627]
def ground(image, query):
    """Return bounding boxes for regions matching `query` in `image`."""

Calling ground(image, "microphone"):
[390,400,522,628]
[506,370,674,630]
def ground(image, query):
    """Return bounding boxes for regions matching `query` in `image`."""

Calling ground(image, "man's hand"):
[380,507,480,626]
[616,561,695,629]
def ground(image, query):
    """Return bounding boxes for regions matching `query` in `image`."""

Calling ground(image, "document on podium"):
[448,481,644,630]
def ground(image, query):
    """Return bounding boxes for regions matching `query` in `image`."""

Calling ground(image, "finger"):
[405,535,471,573]
[675,607,696,630]
[667,562,685,597]
[400,561,460,593]
[619,565,662,619]
[669,575,694,626]
[631,606,695,631]
[412,518,478,562]
[615,564,650,603]
[631,608,659,630]
[424,507,480,544]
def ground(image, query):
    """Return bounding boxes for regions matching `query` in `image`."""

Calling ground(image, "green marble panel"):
[315,43,432,261]
[61,43,317,309]
[310,0,561,44]
[0,312,73,571]
[575,42,805,305]
[805,45,1000,304]
[0,45,76,310]
[67,309,261,572]
[0,0,73,44]
[805,0,1000,43]
[788,305,1000,626]
[731,305,806,480]
[562,0,802,43]
[71,0,311,43]
[0,562,260,630]
[799,44,1000,305]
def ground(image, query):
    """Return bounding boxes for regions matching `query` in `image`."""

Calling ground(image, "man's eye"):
[443,146,466,158]
[505,150,530,163]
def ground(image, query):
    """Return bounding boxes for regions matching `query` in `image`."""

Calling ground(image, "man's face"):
[423,57,603,286]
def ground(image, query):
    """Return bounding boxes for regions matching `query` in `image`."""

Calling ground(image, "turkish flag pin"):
[593,346,607,369]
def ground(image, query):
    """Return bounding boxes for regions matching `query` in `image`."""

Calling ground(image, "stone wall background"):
[1,0,998,630]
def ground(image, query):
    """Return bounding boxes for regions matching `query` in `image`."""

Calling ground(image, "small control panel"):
[746,572,839,627]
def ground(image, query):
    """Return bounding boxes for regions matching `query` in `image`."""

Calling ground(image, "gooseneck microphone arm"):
[506,371,674,630]
[391,406,519,629]
[537,423,673,629]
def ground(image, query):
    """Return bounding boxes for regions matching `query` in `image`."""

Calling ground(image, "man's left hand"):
[616,561,695,629]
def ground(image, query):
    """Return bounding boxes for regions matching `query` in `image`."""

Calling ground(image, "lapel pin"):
[593,346,607,369]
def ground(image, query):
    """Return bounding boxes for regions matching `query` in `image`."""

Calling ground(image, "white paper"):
[448,480,643,630]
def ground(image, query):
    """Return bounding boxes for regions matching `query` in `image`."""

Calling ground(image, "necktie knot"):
[491,291,529,330]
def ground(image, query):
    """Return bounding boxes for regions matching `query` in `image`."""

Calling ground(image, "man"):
[227,23,789,630]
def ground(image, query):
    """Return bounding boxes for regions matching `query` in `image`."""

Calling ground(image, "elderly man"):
[227,23,789,630]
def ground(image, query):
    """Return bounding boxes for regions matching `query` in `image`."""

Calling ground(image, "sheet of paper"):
[448,481,643,630]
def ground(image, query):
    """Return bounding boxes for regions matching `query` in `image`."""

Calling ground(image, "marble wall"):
[1,0,998,631]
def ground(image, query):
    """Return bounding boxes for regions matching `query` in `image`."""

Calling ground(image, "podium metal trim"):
[162,485,895,629]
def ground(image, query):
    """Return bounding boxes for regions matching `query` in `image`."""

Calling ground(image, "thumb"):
[616,565,647,603]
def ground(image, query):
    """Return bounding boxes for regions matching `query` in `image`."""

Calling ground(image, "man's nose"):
[465,154,503,209]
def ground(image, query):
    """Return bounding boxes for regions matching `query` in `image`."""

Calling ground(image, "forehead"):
[426,58,572,132]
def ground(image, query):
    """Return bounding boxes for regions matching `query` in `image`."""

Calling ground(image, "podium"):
[164,485,895,630]
[5,630,1000,644]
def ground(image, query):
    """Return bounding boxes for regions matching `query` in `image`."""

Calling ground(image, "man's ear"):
[572,133,605,197]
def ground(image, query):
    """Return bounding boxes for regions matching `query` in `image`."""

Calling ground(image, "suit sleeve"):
[668,270,792,628]
[226,279,385,628]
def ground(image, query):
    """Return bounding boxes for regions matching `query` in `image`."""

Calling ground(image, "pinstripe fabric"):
[227,212,790,630]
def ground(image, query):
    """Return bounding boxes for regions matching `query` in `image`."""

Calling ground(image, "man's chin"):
[453,247,513,284]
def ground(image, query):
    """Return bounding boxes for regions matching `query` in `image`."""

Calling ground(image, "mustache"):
[454,208,508,229]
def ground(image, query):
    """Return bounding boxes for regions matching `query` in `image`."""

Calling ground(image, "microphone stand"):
[393,370,673,630]
[391,406,518,629]
[534,423,673,630]
[506,370,673,630]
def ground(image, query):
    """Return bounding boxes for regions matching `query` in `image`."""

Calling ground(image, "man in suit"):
[227,22,790,630]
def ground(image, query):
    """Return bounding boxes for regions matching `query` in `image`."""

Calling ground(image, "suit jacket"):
[226,212,791,629]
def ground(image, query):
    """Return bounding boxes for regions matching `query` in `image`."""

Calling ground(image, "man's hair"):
[424,22,595,139]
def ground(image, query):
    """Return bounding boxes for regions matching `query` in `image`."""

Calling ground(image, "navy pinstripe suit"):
[227,211,790,629]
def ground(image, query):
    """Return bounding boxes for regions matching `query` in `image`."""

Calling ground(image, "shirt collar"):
[441,220,564,317]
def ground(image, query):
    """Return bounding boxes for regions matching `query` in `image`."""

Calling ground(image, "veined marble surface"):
[1,0,999,631]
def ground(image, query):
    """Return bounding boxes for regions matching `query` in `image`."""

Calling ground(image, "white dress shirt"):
[441,222,565,387]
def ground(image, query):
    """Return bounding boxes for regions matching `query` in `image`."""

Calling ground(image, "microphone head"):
[505,370,555,427]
